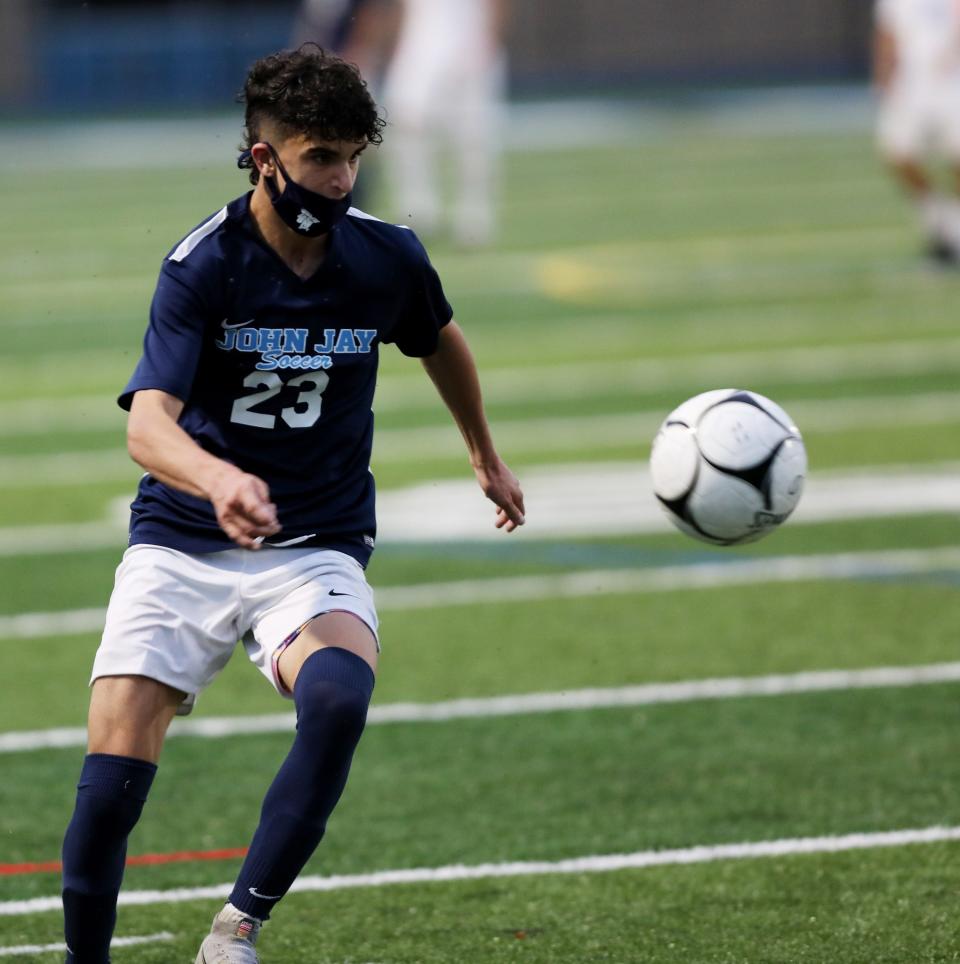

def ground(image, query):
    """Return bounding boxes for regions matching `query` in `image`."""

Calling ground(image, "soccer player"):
[59,45,525,964]
[874,0,960,262]
[292,0,400,83]
[382,0,508,247]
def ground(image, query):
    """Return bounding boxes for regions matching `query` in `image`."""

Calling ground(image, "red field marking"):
[0,847,248,877]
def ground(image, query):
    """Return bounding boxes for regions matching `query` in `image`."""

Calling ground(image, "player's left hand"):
[473,457,525,533]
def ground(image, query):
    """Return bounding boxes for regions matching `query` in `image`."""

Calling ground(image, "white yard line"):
[2,826,958,917]
[0,519,126,556]
[0,933,174,957]
[0,90,872,178]
[0,395,122,436]
[220,545,960,608]
[0,460,958,553]
[0,450,137,487]
[373,391,960,465]
[3,337,960,436]
[375,463,960,540]
[4,660,960,754]
[375,338,960,412]
[0,607,109,639]
[3,388,960,483]
[3,544,960,642]
[0,100,652,177]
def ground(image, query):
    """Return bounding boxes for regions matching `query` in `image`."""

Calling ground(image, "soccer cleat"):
[924,237,960,267]
[194,903,262,964]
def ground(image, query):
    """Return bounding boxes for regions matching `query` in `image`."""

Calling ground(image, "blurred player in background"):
[59,44,524,964]
[874,0,960,262]
[383,0,508,247]
[293,0,400,98]
[292,0,401,207]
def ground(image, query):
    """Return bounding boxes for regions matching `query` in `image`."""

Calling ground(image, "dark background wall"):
[510,0,874,87]
[0,0,876,112]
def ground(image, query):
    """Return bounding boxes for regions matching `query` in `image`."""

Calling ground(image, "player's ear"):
[250,143,275,179]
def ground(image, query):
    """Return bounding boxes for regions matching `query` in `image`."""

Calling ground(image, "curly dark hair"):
[238,43,385,185]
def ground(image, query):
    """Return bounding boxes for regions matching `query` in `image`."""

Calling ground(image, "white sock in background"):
[914,192,960,260]
[936,196,960,252]
[917,192,948,241]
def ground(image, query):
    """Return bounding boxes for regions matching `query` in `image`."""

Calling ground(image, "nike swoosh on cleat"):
[248,886,282,900]
[221,317,256,329]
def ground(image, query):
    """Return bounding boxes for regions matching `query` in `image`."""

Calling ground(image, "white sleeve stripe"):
[347,206,411,230]
[168,206,229,262]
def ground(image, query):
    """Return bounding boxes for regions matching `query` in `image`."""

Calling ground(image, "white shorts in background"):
[92,545,379,713]
[877,75,960,160]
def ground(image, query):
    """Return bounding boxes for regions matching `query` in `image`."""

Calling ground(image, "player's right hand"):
[208,470,281,549]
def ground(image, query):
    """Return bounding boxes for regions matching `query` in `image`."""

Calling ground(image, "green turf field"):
[2,94,960,962]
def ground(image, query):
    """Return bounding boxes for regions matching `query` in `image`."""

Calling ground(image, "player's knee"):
[292,648,376,760]
[296,678,371,746]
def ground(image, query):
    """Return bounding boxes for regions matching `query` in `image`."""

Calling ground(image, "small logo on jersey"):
[328,588,355,597]
[363,534,375,548]
[297,208,321,232]
[248,886,282,901]
[221,317,255,330]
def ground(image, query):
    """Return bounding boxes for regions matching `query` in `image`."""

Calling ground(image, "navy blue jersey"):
[120,193,452,565]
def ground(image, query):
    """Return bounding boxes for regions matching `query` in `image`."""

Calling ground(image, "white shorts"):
[878,76,960,160]
[91,544,379,713]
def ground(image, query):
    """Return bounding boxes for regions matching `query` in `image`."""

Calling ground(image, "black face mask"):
[239,144,352,237]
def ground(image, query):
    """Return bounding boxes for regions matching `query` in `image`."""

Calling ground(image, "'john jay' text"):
[216,326,377,371]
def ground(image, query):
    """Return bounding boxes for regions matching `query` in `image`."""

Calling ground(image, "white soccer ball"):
[650,389,807,546]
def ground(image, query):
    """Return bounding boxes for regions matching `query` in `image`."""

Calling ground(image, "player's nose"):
[330,161,354,196]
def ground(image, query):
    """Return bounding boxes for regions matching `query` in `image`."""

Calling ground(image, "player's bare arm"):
[490,0,510,45]
[873,25,898,93]
[420,321,525,531]
[127,389,280,548]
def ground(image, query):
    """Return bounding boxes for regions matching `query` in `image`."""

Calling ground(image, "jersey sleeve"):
[382,233,454,358]
[118,260,212,411]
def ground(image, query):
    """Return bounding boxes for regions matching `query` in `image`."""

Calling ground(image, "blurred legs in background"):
[879,96,960,264]
[292,0,401,209]
[873,1,960,264]
[383,0,507,247]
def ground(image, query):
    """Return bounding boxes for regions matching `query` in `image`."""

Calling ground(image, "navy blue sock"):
[230,647,374,920]
[62,753,157,964]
